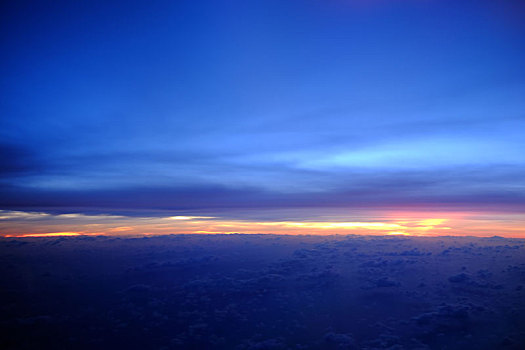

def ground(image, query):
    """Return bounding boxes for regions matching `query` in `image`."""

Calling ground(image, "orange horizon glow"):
[3,232,86,238]
[1,209,524,238]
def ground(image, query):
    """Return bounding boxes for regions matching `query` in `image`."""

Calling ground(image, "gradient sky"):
[1,0,525,237]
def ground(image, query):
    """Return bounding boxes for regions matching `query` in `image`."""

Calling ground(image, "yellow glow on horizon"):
[280,221,402,230]
[0,217,467,237]
[1,209,524,238]
[387,231,409,235]
[4,232,84,238]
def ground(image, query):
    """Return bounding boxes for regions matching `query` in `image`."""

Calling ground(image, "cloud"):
[1,163,525,217]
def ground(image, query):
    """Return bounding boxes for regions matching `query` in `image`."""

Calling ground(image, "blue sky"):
[1,0,524,225]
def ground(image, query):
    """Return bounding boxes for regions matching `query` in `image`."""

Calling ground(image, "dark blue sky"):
[1,0,524,218]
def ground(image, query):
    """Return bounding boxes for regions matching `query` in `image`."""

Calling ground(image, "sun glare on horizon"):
[2,209,523,238]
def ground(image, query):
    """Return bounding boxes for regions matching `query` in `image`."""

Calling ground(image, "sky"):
[1,0,525,237]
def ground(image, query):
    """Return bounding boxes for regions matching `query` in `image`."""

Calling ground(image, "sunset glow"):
[2,209,524,238]
[4,232,84,238]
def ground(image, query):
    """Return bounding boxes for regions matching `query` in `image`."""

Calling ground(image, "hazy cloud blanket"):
[0,235,524,349]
